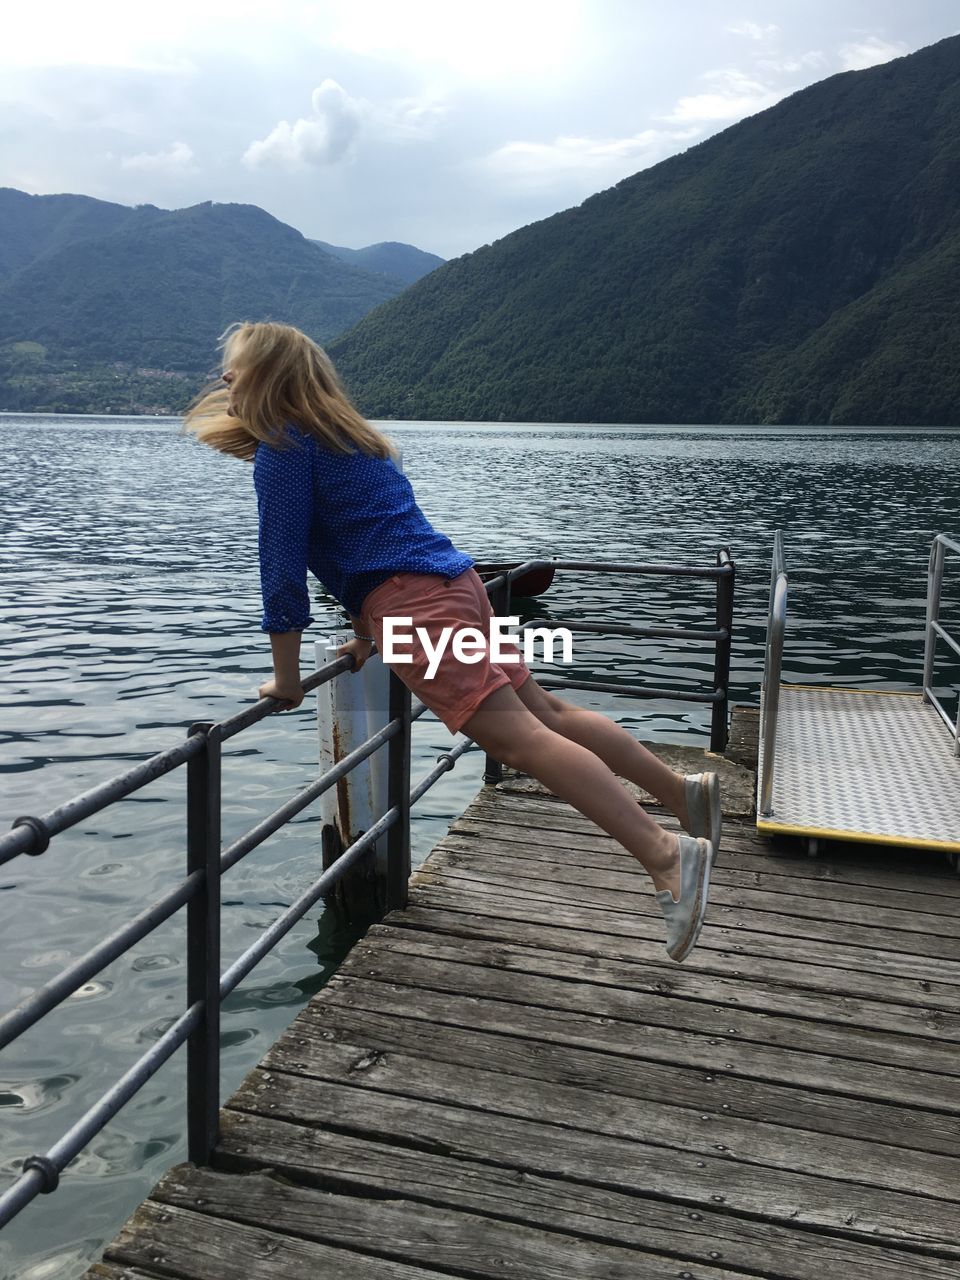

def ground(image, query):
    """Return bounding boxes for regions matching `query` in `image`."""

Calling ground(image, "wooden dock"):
[86,745,960,1279]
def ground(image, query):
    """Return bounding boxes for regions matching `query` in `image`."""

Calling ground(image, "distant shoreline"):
[2,412,959,434]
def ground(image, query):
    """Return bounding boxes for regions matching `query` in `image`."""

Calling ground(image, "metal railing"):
[0,650,472,1227]
[922,532,960,756]
[0,551,735,1228]
[481,551,735,782]
[759,531,788,817]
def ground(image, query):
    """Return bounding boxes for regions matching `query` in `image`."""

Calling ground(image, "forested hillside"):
[311,239,444,284]
[0,191,411,413]
[329,35,960,426]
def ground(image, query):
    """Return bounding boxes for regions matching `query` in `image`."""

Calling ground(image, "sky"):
[2,1,958,260]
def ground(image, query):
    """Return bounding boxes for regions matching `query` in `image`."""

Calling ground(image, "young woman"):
[183,321,720,962]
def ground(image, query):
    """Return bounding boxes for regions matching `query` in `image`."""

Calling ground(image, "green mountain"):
[0,188,140,281]
[0,191,410,413]
[311,239,444,284]
[329,34,960,427]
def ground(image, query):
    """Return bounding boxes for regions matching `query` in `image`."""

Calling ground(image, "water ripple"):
[1,415,960,1279]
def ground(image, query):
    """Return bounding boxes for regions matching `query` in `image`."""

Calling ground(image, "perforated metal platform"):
[757,685,960,850]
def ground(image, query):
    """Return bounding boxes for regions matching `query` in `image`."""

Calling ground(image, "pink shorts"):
[359,567,532,734]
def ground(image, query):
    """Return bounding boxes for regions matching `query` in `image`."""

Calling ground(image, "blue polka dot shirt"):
[253,424,475,631]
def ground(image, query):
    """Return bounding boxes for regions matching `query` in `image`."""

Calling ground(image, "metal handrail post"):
[385,670,412,912]
[759,575,787,818]
[185,721,221,1165]
[769,529,783,614]
[762,541,773,703]
[922,536,945,701]
[710,548,735,752]
[482,573,512,784]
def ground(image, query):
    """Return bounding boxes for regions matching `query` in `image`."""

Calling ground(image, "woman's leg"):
[514,676,693,828]
[461,683,681,898]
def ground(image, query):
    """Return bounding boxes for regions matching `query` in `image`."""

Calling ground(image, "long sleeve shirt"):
[252,424,474,630]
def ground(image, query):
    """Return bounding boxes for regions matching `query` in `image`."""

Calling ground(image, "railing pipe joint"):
[10,815,51,856]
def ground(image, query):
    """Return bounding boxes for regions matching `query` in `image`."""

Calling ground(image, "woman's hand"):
[258,677,305,710]
[336,637,374,671]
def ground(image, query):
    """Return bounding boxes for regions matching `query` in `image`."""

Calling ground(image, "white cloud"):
[119,140,197,173]
[373,91,449,141]
[726,21,779,42]
[476,129,698,192]
[243,80,363,169]
[757,51,828,74]
[660,70,787,124]
[2,0,215,71]
[839,36,909,71]
[315,0,583,82]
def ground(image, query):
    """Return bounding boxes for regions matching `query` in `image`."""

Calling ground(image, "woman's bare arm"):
[269,630,302,685]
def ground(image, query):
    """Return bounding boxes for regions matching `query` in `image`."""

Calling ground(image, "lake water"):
[2,415,960,1279]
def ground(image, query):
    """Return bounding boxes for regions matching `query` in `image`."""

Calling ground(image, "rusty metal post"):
[316,634,390,926]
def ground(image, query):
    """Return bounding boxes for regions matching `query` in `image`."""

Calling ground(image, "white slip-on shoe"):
[656,835,715,963]
[683,772,722,859]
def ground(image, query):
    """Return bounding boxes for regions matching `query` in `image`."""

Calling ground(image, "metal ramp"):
[758,532,960,858]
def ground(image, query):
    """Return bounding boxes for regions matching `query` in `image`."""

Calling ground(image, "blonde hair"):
[180,321,399,462]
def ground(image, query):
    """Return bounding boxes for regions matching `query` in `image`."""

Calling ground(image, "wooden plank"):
[473,788,960,874]
[85,1266,167,1280]
[227,1059,960,1256]
[443,824,960,917]
[103,1196,448,1279]
[727,703,760,770]
[308,970,960,1145]
[455,813,960,900]
[273,996,960,1201]
[428,839,960,945]
[405,879,960,992]
[387,898,960,1016]
[457,796,960,896]
[414,858,960,963]
[340,930,960,1083]
[436,831,960,933]
[453,816,960,902]
[214,1109,957,1280]
[359,921,960,1044]
[451,819,960,900]
[149,1164,752,1280]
